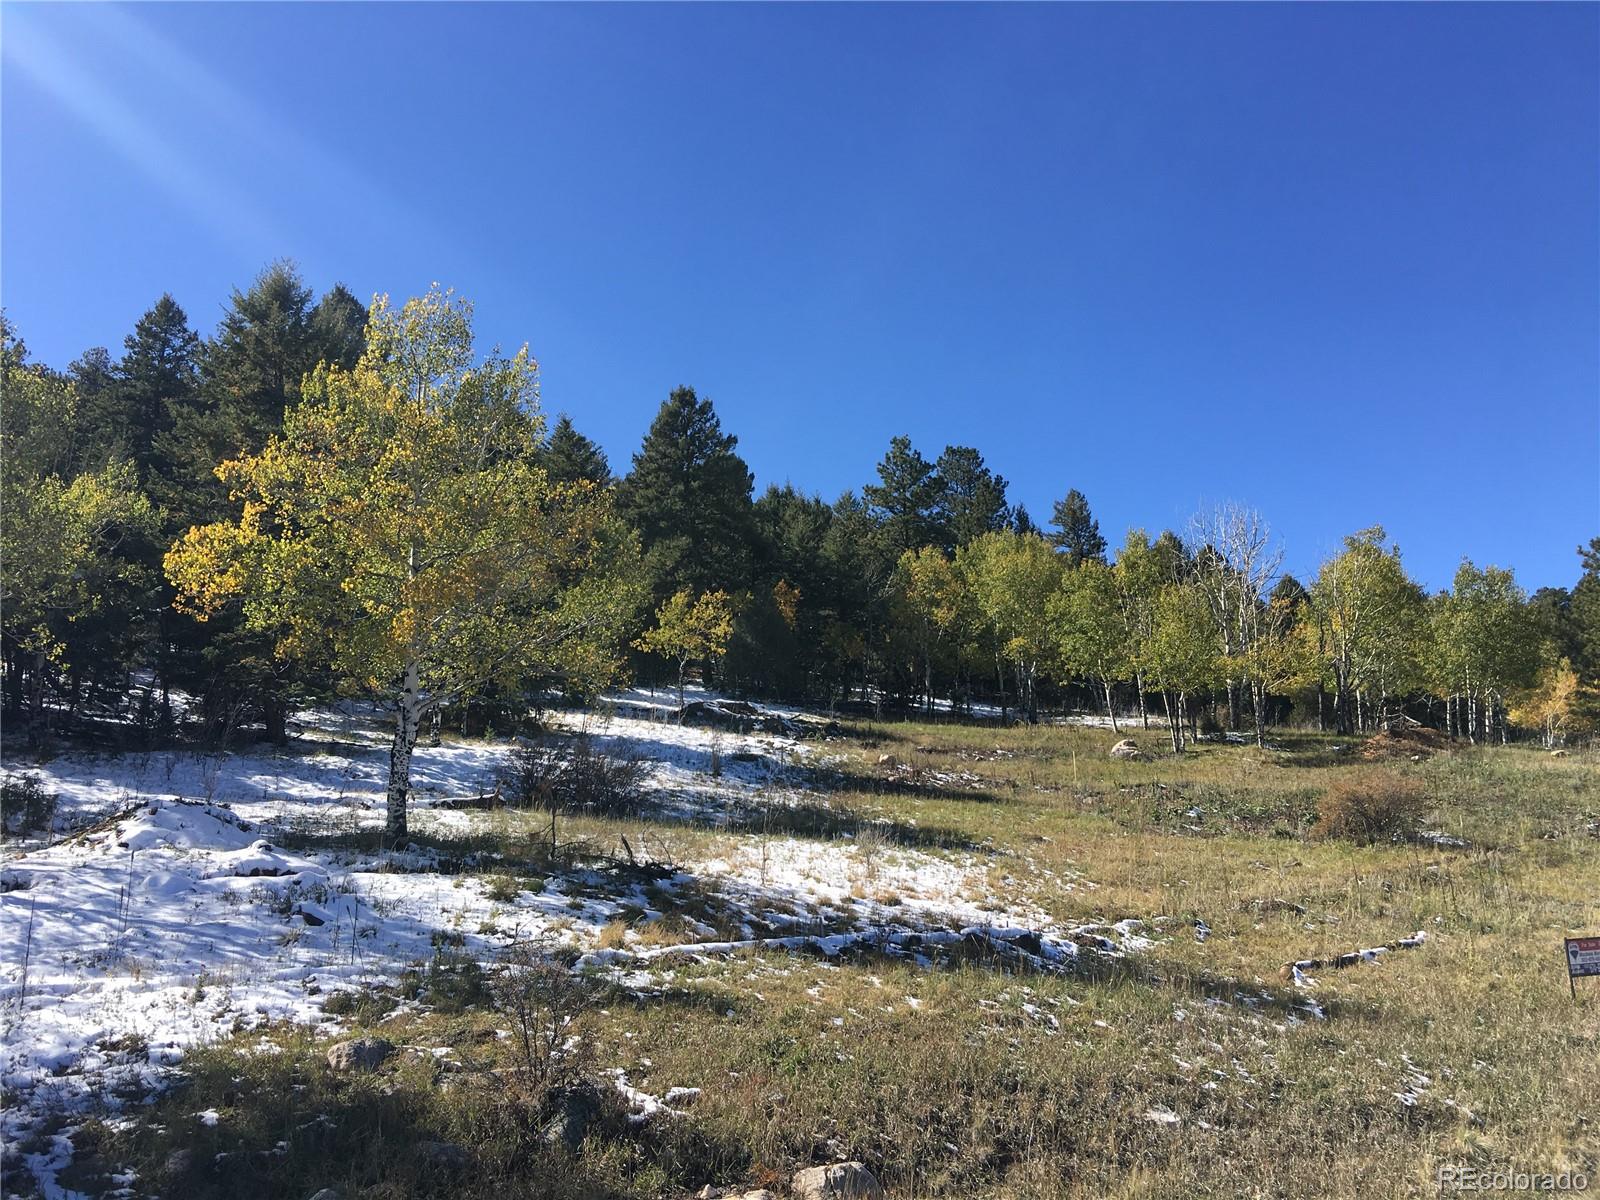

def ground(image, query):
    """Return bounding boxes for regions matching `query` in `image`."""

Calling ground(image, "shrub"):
[491,942,593,1092]
[1,773,58,839]
[1313,771,1426,844]
[501,735,648,817]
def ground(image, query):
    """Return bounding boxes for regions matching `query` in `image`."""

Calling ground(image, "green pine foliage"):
[1,266,1590,748]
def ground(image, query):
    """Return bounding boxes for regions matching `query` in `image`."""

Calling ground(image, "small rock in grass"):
[417,1140,471,1171]
[307,1190,341,1200]
[543,1084,601,1152]
[792,1162,884,1199]
[325,1037,394,1072]
[163,1148,194,1177]
[875,754,899,769]
[1108,739,1143,761]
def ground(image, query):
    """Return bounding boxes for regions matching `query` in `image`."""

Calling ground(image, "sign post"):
[1565,936,1600,1000]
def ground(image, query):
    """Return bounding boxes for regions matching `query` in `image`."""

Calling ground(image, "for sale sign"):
[1566,937,1600,980]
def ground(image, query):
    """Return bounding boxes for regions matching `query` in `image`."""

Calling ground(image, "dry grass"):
[82,719,1600,1199]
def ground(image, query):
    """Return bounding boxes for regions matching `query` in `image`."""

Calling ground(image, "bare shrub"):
[501,735,648,817]
[856,821,893,885]
[491,942,592,1093]
[1314,771,1426,844]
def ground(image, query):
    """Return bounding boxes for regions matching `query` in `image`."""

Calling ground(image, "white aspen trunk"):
[1136,670,1149,730]
[1104,679,1119,734]
[1163,690,1181,753]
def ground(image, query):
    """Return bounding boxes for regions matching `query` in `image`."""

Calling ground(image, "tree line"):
[4,270,1596,833]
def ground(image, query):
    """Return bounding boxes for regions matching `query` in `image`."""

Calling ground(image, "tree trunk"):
[1103,679,1119,734]
[1136,670,1149,730]
[386,661,423,843]
[1163,690,1181,753]
[263,698,288,746]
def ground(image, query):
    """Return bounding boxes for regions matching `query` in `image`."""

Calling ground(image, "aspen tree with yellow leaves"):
[165,290,643,840]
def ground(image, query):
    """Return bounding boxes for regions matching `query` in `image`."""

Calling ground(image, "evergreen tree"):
[1047,488,1107,566]
[67,346,121,469]
[118,294,200,471]
[1570,537,1600,685]
[543,414,612,487]
[1150,529,1191,579]
[1011,504,1038,537]
[204,260,317,449]
[617,386,755,601]
[308,283,369,371]
[2,332,160,729]
[864,435,943,556]
[933,445,1010,550]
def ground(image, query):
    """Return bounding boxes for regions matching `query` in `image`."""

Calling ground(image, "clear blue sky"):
[4,3,1596,592]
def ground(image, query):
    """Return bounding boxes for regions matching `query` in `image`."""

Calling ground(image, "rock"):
[729,750,762,763]
[875,754,899,769]
[543,1084,601,1152]
[1551,749,1569,758]
[163,1148,194,1177]
[791,1162,883,1200]
[1108,739,1143,761]
[417,1140,471,1171]
[697,1188,721,1199]
[307,1191,341,1200]
[325,1037,394,1072]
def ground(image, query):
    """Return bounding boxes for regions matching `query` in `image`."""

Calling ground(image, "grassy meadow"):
[37,718,1600,1200]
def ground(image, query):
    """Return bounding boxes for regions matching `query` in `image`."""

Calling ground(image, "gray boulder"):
[1108,738,1143,761]
[325,1037,394,1072]
[792,1162,883,1200]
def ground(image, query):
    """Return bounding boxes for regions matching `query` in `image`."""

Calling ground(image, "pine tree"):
[543,414,612,487]
[308,283,369,371]
[1047,488,1107,566]
[118,294,200,471]
[864,435,943,556]
[204,260,317,449]
[67,346,121,469]
[1571,538,1600,685]
[617,386,755,601]
[933,445,1010,550]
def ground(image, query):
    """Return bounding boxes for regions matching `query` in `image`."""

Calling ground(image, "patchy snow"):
[0,694,1147,1197]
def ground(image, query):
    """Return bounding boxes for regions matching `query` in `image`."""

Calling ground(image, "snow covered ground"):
[0,692,1127,1197]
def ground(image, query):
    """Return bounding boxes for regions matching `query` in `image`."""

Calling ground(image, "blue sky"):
[4,3,1596,592]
